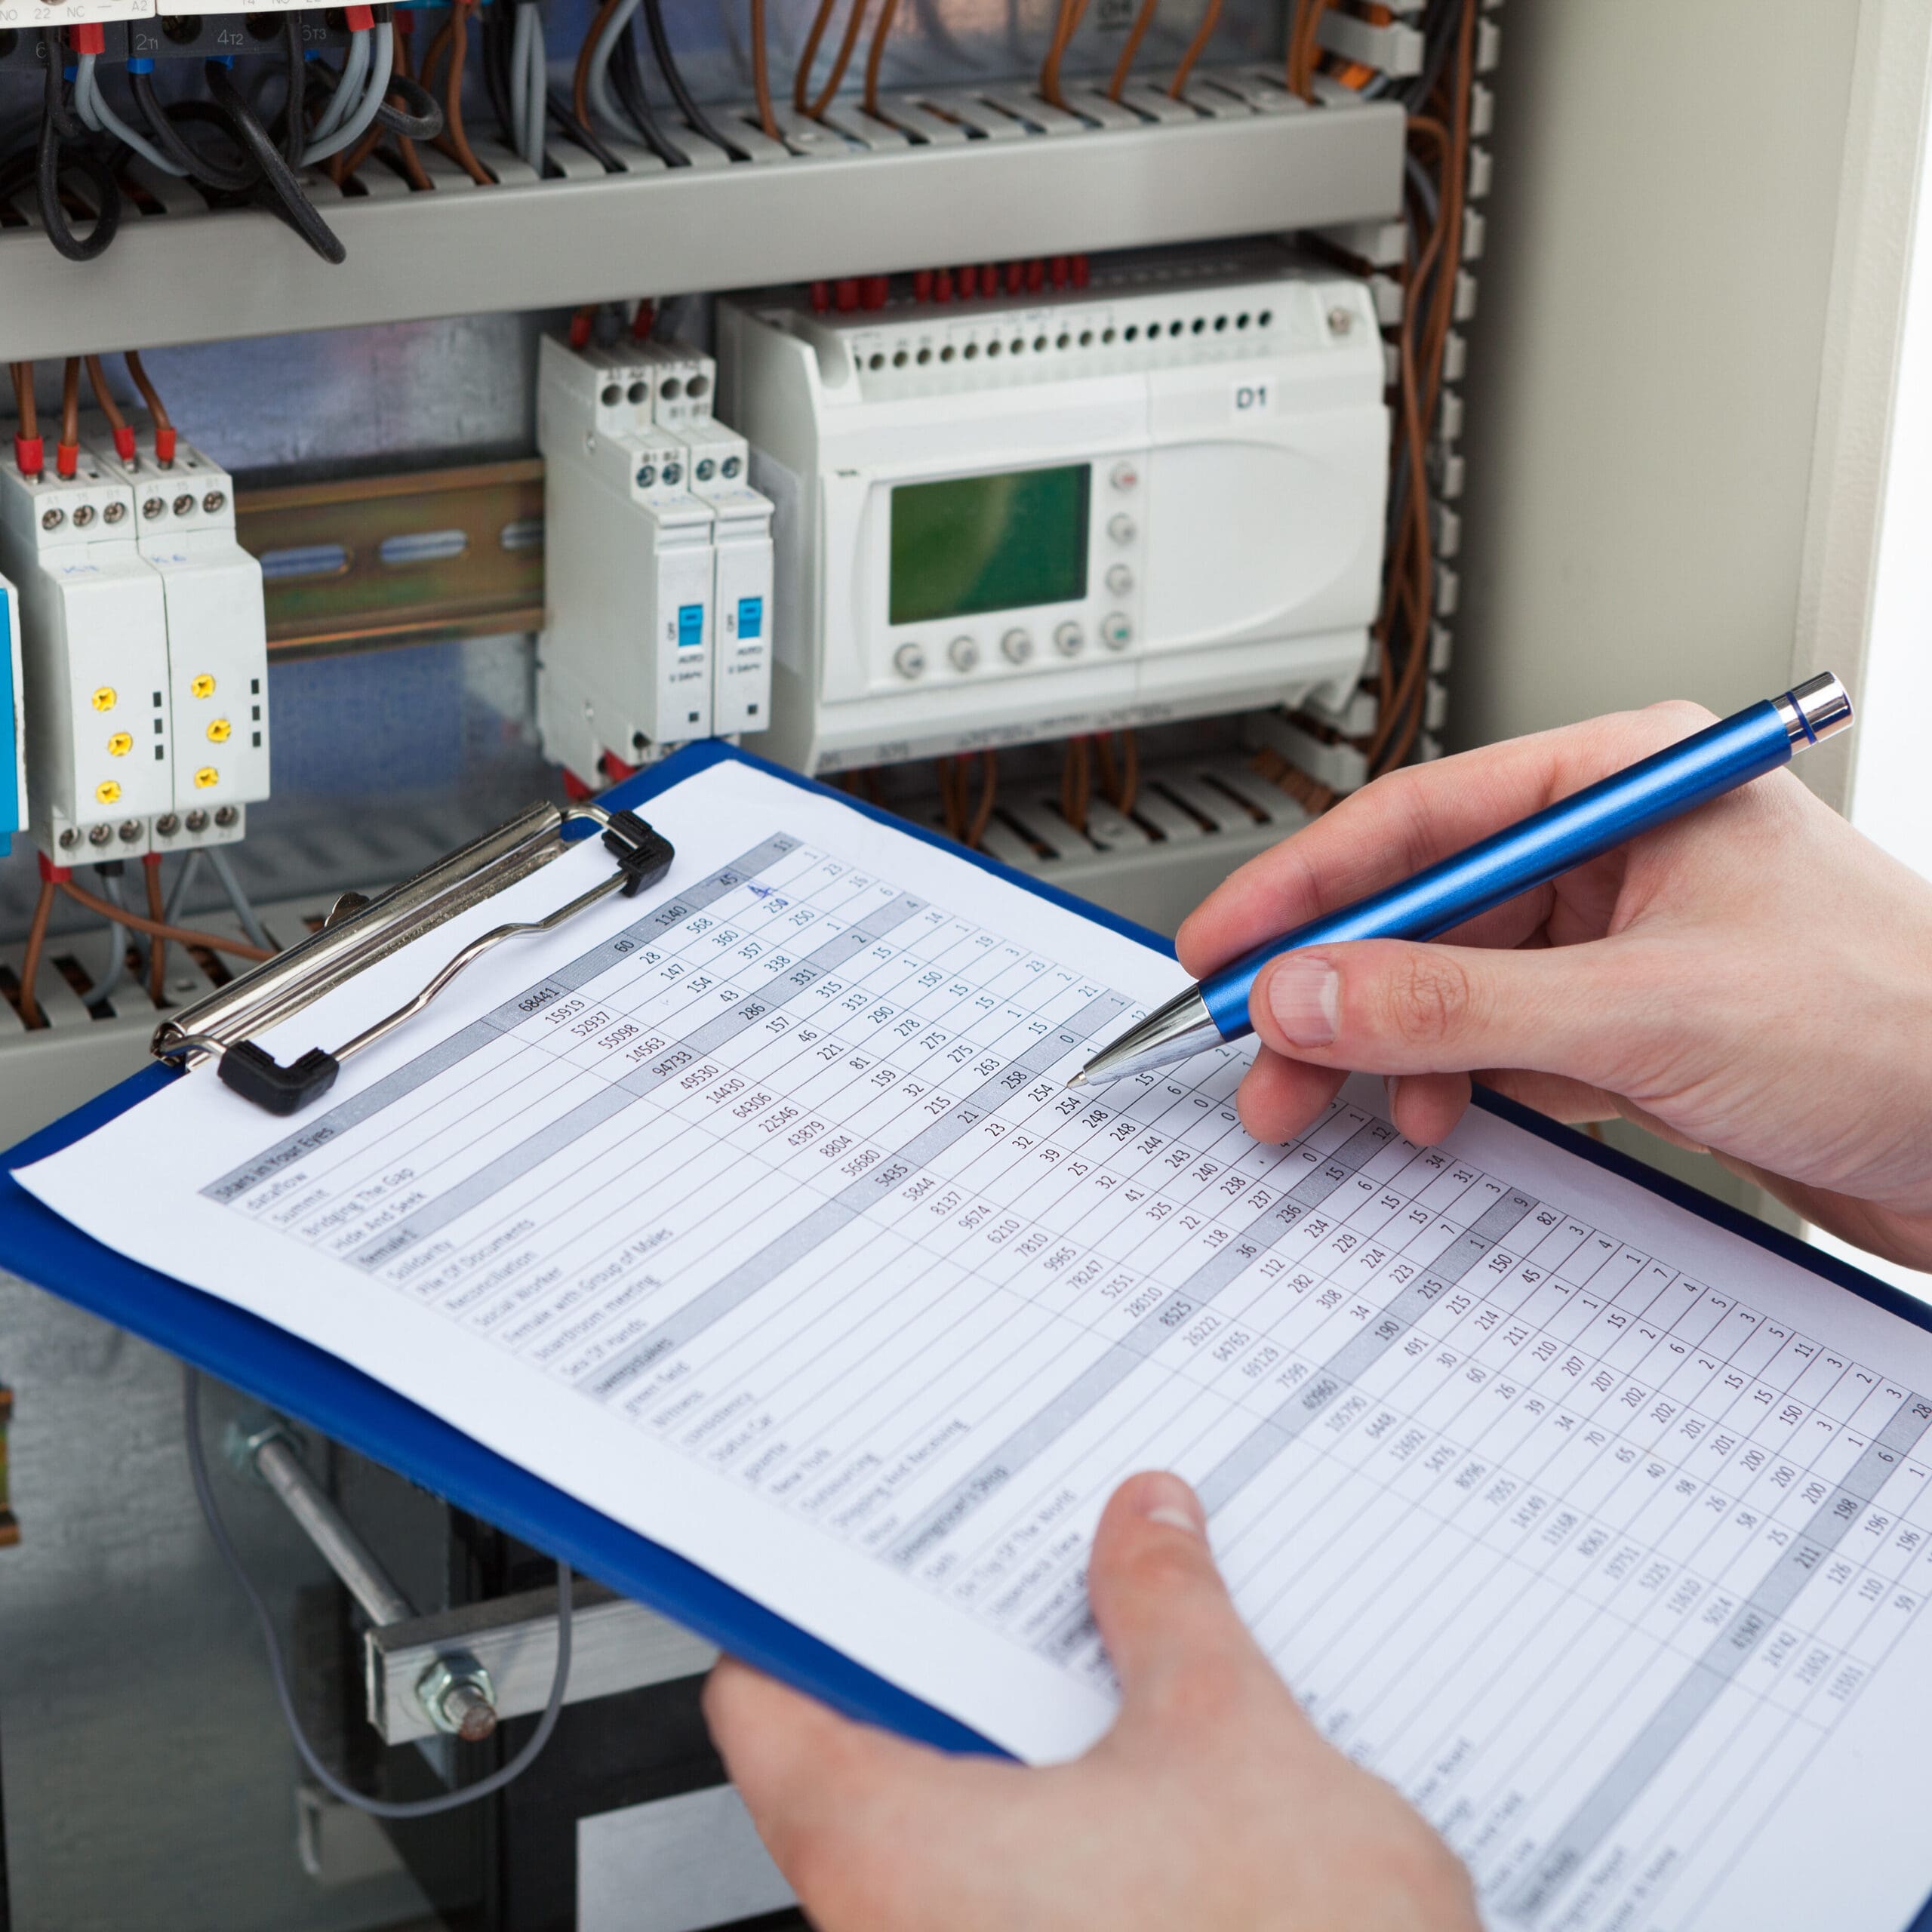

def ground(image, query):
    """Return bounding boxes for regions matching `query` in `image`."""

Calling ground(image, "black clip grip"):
[602,811,675,897]
[216,1041,343,1116]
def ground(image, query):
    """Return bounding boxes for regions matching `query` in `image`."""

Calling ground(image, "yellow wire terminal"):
[193,766,219,789]
[96,780,122,804]
[107,732,132,757]
[190,673,215,699]
[207,718,232,743]
[91,686,116,712]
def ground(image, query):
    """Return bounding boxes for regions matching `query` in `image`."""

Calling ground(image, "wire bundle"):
[578,0,743,164]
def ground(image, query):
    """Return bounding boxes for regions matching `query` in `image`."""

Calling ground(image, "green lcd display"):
[888,464,1091,626]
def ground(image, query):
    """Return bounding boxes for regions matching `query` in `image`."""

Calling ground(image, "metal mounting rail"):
[0,76,1401,357]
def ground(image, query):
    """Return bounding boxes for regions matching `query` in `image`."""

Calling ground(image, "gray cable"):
[164,847,205,927]
[521,5,548,171]
[303,23,394,166]
[89,867,136,1004]
[74,54,190,177]
[310,25,371,144]
[184,1364,574,1821]
[587,0,645,142]
[205,844,275,952]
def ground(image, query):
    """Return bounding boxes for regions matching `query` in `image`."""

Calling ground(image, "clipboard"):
[5,739,1932,1918]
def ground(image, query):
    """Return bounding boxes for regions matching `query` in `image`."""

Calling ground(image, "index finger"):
[1174,701,1715,977]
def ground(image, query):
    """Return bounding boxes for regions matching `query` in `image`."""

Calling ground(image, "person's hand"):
[704,1472,1478,1932]
[1177,703,1932,1272]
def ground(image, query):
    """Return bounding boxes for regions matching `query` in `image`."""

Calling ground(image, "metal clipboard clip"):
[150,801,674,1117]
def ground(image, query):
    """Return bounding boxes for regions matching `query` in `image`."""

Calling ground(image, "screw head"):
[185,809,208,832]
[172,494,194,516]
[88,823,112,846]
[721,455,741,478]
[1327,306,1355,334]
[118,819,141,842]
[635,464,657,488]
[214,804,238,826]
[202,491,226,514]
[41,508,63,531]
[143,497,165,520]
[155,814,180,836]
[695,458,715,482]
[58,827,78,849]
[662,462,683,485]
[72,503,94,528]
[103,500,125,524]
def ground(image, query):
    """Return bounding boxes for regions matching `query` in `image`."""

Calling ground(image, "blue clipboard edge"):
[5,738,1932,1924]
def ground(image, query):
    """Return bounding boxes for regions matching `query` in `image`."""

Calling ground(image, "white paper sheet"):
[22,759,1932,1932]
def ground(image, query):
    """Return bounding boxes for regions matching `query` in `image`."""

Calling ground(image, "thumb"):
[1250,936,1671,1089]
[1086,1472,1292,1741]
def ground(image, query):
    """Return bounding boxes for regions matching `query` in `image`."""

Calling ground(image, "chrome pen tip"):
[1064,1071,1087,1088]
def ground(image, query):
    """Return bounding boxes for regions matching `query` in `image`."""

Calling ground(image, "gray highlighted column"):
[338,892,928,1269]
[579,992,1130,1402]
[1500,1393,1932,1922]
[883,1120,1420,1571]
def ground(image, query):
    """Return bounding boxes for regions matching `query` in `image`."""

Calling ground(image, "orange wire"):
[82,356,125,438]
[59,358,79,453]
[965,752,998,850]
[1038,0,1092,109]
[751,0,782,137]
[9,363,36,444]
[860,0,901,118]
[1166,0,1220,98]
[1106,0,1159,100]
[796,0,871,119]
[435,2,496,183]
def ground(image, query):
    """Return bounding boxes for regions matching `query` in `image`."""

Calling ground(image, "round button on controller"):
[1106,563,1134,595]
[1100,612,1134,650]
[1109,460,1140,491]
[894,641,928,680]
[949,635,980,672]
[1001,628,1034,665]
[1107,513,1137,545]
[1053,621,1084,658]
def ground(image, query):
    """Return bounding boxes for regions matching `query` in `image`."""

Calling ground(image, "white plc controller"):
[718,245,1389,774]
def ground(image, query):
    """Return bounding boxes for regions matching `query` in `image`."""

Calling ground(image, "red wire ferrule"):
[1070,253,1090,288]
[809,280,832,313]
[934,269,953,303]
[56,441,78,479]
[1048,254,1069,287]
[70,21,106,54]
[38,853,72,884]
[862,275,889,310]
[1025,258,1045,291]
[154,426,177,465]
[911,269,932,303]
[568,310,594,349]
[631,299,657,340]
[112,424,137,460]
[1004,260,1023,294]
[344,5,375,26]
[15,435,43,478]
[956,264,977,300]
[833,278,860,312]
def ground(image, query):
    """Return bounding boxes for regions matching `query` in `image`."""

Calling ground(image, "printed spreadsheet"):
[25,757,1932,1932]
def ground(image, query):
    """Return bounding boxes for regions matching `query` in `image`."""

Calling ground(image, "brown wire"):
[435,3,497,184]
[9,363,35,445]
[750,0,783,136]
[1287,0,1332,97]
[937,757,962,838]
[54,878,274,962]
[83,355,126,440]
[1106,0,1159,100]
[16,878,54,1029]
[144,857,168,1004]
[391,21,435,189]
[60,358,79,453]
[1059,738,1090,835]
[1166,0,1220,98]
[1038,0,1092,109]
[123,352,172,443]
[965,751,998,850]
[860,0,902,119]
[796,0,871,120]
[574,0,625,128]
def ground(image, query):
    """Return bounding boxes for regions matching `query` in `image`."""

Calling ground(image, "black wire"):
[372,72,445,140]
[36,48,121,263]
[610,17,687,167]
[479,0,516,149]
[130,70,258,192]
[203,60,346,264]
[39,29,88,140]
[282,15,307,166]
[639,0,744,159]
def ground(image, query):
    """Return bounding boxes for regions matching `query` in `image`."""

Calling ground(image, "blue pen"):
[1069,672,1855,1089]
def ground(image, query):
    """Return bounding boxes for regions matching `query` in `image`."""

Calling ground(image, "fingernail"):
[1266,955,1339,1046]
[1137,1472,1205,1538]
[1384,1074,1401,1115]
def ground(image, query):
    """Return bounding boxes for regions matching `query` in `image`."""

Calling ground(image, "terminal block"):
[82,423,269,852]
[0,451,171,860]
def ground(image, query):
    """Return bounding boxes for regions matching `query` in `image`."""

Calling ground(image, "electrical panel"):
[718,245,1389,776]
